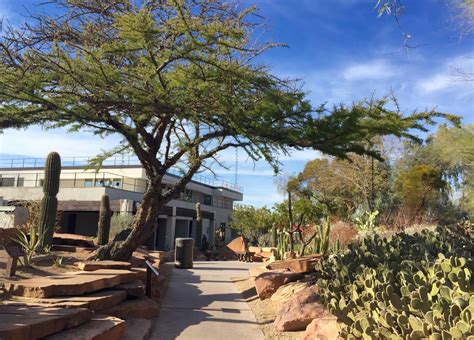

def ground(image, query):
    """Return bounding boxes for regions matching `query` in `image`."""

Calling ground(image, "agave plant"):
[14,224,45,267]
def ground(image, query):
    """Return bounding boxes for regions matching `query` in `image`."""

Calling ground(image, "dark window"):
[0,177,15,187]
[17,178,24,187]
[204,195,212,206]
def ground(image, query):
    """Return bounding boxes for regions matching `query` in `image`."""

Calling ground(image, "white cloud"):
[417,54,474,94]
[0,127,121,157]
[343,59,396,81]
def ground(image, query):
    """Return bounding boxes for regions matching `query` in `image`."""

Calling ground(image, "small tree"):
[0,0,457,260]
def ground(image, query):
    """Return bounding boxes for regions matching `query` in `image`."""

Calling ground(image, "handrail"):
[0,156,243,193]
[145,260,159,298]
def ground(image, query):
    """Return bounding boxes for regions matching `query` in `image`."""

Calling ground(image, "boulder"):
[270,281,312,311]
[301,316,340,340]
[248,246,262,254]
[44,315,125,340]
[102,296,159,320]
[226,236,248,253]
[254,271,303,300]
[274,286,330,332]
[77,261,132,271]
[267,255,321,274]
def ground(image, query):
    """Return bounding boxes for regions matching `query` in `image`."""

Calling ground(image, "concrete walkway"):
[151,261,264,340]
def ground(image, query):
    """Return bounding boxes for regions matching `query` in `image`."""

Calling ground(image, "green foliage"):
[14,226,45,267]
[110,213,134,240]
[315,226,474,338]
[97,194,112,245]
[232,204,274,243]
[39,152,61,248]
[395,164,445,212]
[277,229,290,260]
[311,219,331,255]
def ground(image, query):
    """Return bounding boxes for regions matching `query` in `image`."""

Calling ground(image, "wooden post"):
[3,243,25,278]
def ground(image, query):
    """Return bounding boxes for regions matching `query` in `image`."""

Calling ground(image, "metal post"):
[74,173,77,188]
[146,265,152,297]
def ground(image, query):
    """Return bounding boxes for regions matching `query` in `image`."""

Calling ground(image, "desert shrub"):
[257,233,272,247]
[329,220,358,246]
[315,225,474,338]
[110,213,134,239]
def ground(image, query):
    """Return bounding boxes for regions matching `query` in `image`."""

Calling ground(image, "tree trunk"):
[88,184,161,261]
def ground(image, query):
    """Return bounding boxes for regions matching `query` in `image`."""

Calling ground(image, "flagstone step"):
[44,315,125,340]
[77,260,132,271]
[111,280,145,298]
[53,232,95,248]
[4,269,138,298]
[122,318,153,340]
[4,290,127,312]
[51,244,95,253]
[102,296,160,320]
[0,305,92,340]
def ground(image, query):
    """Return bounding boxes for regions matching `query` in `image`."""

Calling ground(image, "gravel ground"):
[232,276,305,340]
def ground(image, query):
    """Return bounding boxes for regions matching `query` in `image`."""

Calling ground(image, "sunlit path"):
[151,261,264,340]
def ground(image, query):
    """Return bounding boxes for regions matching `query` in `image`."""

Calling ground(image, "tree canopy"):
[0,0,459,260]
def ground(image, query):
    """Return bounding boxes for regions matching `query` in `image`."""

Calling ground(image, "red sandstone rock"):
[254,271,303,300]
[77,260,132,271]
[122,318,152,340]
[301,316,340,340]
[53,232,95,248]
[0,305,92,340]
[274,286,330,332]
[5,269,137,298]
[102,296,159,319]
[112,280,145,297]
[267,255,321,274]
[44,315,125,340]
[270,281,312,312]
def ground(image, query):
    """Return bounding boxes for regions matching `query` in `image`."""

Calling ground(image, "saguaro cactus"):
[195,202,203,248]
[39,152,61,248]
[97,194,112,245]
[271,223,277,248]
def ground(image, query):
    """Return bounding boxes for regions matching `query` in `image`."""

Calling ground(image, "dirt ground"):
[232,276,305,340]
[0,250,90,300]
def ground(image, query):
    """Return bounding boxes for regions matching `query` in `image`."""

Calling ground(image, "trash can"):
[175,238,194,269]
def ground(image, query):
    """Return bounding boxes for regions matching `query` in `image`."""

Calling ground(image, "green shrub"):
[315,226,474,339]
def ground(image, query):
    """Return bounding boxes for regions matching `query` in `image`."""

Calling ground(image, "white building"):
[0,156,243,250]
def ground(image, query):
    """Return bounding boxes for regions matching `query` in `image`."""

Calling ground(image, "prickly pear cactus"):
[315,226,474,338]
[39,152,61,248]
[97,194,112,245]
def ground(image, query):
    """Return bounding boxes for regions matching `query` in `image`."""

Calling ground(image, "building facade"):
[0,156,243,250]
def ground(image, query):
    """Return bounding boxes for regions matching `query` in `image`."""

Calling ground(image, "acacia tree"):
[0,0,457,260]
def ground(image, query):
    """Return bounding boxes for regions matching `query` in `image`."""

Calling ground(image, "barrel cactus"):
[271,223,277,247]
[97,194,112,245]
[39,152,61,248]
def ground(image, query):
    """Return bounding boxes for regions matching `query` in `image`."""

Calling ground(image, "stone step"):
[77,260,132,271]
[44,315,125,340]
[102,296,159,320]
[53,232,95,248]
[122,318,153,340]
[111,280,145,298]
[0,305,92,340]
[4,290,126,312]
[52,244,95,253]
[4,269,138,298]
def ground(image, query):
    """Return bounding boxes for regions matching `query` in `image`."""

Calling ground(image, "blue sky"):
[0,0,473,207]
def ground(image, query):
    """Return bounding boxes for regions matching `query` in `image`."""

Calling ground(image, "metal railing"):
[0,155,243,193]
[145,260,159,298]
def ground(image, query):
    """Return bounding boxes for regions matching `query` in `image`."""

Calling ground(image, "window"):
[0,177,15,187]
[84,179,94,187]
[17,177,24,187]
[203,195,212,206]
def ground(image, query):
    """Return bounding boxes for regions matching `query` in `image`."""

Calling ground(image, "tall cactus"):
[271,223,277,247]
[39,152,61,248]
[97,194,112,245]
[195,202,203,248]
